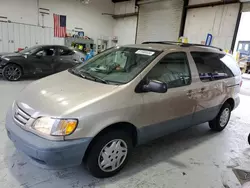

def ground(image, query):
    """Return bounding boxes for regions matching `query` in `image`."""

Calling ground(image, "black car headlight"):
[0,58,9,66]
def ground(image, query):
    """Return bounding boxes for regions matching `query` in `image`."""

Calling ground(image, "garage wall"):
[0,0,38,25]
[184,3,240,50]
[136,0,184,44]
[0,22,65,53]
[0,0,114,52]
[113,0,137,45]
[39,0,114,41]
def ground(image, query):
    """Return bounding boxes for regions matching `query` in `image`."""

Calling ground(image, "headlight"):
[33,117,78,136]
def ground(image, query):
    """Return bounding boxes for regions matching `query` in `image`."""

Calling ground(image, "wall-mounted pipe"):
[179,0,189,37]
[231,2,243,51]
[37,0,40,26]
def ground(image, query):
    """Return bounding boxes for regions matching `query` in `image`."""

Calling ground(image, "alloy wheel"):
[98,139,128,172]
[219,108,230,127]
[4,66,22,81]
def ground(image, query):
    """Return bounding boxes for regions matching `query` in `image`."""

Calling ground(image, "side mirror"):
[142,80,168,93]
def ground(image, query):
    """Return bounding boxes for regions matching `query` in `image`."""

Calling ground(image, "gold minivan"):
[6,42,241,178]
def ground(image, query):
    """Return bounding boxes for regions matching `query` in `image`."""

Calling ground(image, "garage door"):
[184,3,240,50]
[136,0,184,44]
[242,2,250,12]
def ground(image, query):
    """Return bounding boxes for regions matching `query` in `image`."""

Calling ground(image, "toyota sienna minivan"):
[6,42,241,178]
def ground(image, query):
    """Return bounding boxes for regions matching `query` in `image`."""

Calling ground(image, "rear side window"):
[58,47,74,56]
[191,52,237,82]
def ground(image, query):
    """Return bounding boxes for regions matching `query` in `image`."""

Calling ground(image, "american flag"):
[53,14,67,38]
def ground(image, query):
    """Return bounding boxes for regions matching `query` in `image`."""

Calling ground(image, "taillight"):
[240,80,243,87]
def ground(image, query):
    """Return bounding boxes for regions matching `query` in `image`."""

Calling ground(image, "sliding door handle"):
[186,90,193,97]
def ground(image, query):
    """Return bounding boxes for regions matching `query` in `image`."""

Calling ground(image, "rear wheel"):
[248,134,250,145]
[85,130,132,178]
[209,103,231,132]
[2,64,23,81]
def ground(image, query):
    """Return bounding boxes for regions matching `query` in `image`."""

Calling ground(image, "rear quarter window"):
[191,52,240,82]
[220,54,241,76]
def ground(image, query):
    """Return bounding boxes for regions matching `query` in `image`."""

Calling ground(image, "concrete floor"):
[0,77,250,188]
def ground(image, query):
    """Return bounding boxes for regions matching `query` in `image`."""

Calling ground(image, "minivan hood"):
[16,71,119,117]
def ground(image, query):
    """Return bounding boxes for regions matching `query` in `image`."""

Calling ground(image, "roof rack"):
[142,41,223,51]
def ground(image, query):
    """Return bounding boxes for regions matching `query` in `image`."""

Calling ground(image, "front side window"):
[147,52,191,89]
[191,52,234,82]
[70,47,161,84]
[36,47,56,57]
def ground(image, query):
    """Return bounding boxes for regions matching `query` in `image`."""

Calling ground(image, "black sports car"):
[0,45,81,81]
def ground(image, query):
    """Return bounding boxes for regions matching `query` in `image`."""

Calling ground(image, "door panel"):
[137,52,196,144]
[190,52,230,124]
[192,81,225,125]
[54,47,76,72]
[27,47,55,75]
[138,85,197,143]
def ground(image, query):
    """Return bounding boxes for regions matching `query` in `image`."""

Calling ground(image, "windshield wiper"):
[69,69,109,84]
[80,71,109,84]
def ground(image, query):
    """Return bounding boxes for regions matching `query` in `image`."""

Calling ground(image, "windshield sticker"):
[135,50,155,56]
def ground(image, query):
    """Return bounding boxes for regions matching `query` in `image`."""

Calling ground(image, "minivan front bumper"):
[5,110,92,168]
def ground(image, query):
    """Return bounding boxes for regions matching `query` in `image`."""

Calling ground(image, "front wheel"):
[85,130,132,178]
[209,103,231,132]
[2,64,23,81]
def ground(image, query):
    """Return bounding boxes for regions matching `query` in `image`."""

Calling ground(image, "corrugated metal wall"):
[184,3,240,50]
[0,22,64,52]
[113,0,137,45]
[136,0,183,44]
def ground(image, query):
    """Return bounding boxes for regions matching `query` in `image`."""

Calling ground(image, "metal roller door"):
[136,0,184,44]
[184,3,240,50]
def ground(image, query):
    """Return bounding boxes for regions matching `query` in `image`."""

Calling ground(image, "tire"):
[2,64,23,81]
[248,134,250,145]
[85,130,132,178]
[209,103,231,132]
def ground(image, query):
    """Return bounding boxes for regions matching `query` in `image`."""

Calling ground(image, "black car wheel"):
[85,130,132,178]
[2,64,23,81]
[209,103,231,132]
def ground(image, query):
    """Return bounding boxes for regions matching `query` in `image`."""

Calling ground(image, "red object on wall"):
[53,14,67,38]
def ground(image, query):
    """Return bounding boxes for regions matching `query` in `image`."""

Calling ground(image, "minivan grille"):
[13,105,31,126]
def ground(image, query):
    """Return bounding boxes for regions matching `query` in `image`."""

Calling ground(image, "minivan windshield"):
[70,46,161,84]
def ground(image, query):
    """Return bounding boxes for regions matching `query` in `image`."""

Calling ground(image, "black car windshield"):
[19,46,40,55]
[70,46,161,84]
